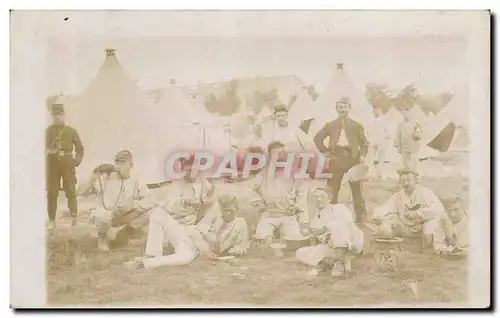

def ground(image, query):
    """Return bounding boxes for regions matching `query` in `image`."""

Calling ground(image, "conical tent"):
[287,87,315,129]
[408,104,427,126]
[156,81,193,126]
[309,63,374,138]
[168,92,232,161]
[71,49,167,184]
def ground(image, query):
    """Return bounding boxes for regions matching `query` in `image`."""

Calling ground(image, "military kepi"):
[397,167,419,177]
[273,103,288,114]
[50,104,64,115]
[114,150,133,163]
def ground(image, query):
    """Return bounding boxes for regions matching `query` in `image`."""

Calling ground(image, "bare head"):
[398,168,419,194]
[267,141,286,161]
[180,154,196,181]
[443,196,467,224]
[311,188,330,209]
[219,194,239,223]
[273,104,289,127]
[402,108,411,121]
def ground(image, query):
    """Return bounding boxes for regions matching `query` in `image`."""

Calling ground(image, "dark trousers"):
[327,148,366,223]
[46,155,78,221]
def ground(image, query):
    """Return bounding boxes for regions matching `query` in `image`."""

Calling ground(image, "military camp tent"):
[308,63,375,138]
[69,49,168,184]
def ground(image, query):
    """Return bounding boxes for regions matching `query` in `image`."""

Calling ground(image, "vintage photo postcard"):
[10,10,490,308]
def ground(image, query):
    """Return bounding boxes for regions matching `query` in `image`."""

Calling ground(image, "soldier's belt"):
[47,151,73,157]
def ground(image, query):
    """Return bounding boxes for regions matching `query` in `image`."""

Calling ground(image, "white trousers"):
[296,245,344,267]
[255,215,306,240]
[141,207,199,269]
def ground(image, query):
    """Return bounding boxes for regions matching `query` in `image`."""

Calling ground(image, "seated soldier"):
[123,194,249,270]
[296,188,364,277]
[442,196,468,255]
[254,141,308,248]
[370,168,449,255]
[77,150,154,252]
[192,194,250,258]
[160,154,214,226]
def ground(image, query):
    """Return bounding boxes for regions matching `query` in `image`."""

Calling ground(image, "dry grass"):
[47,175,469,307]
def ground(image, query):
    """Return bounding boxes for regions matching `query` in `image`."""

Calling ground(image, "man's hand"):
[404,210,420,220]
[346,240,357,253]
[91,170,103,182]
[359,156,365,163]
[116,199,136,214]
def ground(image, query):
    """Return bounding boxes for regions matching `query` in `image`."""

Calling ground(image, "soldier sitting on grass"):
[77,150,155,252]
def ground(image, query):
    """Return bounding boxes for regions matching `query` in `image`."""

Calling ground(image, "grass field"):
[47,174,469,307]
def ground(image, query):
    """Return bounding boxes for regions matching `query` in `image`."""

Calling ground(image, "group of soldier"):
[46,94,468,277]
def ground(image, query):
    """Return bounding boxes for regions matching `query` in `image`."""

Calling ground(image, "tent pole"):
[202,126,206,148]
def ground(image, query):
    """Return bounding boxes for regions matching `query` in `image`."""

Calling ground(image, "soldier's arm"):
[45,127,51,150]
[72,129,84,167]
[132,181,156,211]
[313,122,332,154]
[77,175,99,197]
[416,188,446,221]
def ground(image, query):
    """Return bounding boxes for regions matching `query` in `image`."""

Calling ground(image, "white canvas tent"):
[287,87,315,129]
[308,63,375,138]
[70,49,167,184]
[169,93,233,159]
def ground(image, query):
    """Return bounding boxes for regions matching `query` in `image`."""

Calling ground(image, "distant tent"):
[421,89,469,153]
[309,63,374,138]
[71,49,167,184]
[156,80,193,126]
[427,122,456,152]
[408,104,427,126]
[287,87,315,129]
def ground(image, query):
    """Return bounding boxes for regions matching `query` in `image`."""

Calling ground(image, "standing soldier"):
[313,96,369,224]
[46,97,84,230]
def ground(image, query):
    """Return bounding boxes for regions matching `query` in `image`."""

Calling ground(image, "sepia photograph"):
[10,10,491,308]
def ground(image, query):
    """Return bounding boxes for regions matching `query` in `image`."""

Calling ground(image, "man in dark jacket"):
[46,99,84,230]
[313,96,369,223]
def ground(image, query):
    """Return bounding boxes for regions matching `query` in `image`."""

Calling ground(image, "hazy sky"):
[46,36,466,96]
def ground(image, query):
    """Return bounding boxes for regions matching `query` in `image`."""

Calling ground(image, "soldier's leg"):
[92,208,114,251]
[409,151,419,172]
[255,216,282,244]
[61,158,78,219]
[423,215,448,253]
[348,180,367,223]
[327,171,344,204]
[401,151,411,168]
[282,216,307,239]
[46,157,61,223]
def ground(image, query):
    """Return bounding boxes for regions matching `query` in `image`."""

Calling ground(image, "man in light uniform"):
[296,188,364,277]
[77,150,153,252]
[253,141,309,248]
[442,196,468,255]
[370,168,449,254]
[159,154,214,226]
[394,108,423,171]
[265,103,316,153]
[123,194,249,270]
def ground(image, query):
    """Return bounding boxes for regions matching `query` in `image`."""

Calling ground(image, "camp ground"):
[46,50,469,307]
